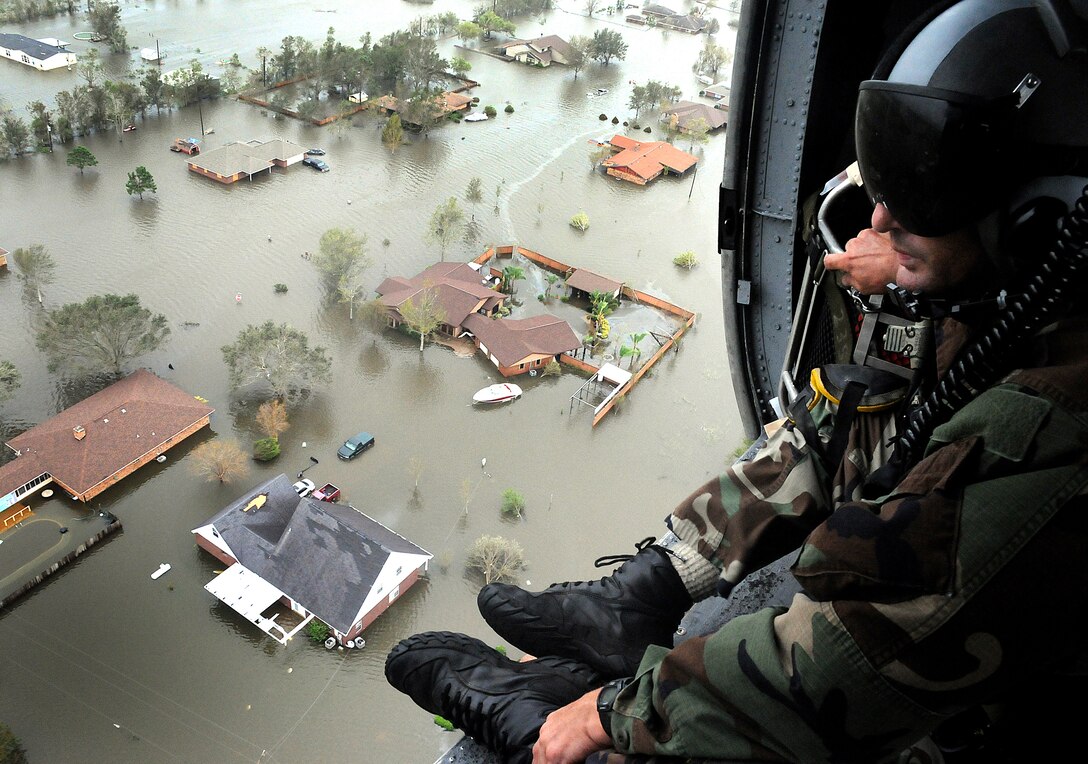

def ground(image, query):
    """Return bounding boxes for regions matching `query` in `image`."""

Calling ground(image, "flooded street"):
[0,2,744,761]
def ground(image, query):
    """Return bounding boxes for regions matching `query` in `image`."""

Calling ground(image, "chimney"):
[73,425,86,440]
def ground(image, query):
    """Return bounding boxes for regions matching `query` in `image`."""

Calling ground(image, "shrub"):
[673,250,699,269]
[599,113,608,120]
[611,116,619,124]
[504,104,514,114]
[434,716,455,731]
[449,111,463,122]
[542,359,561,377]
[622,121,629,126]
[570,211,590,231]
[644,126,652,133]
[274,283,288,293]
[484,105,497,118]
[252,437,281,461]
[382,238,390,246]
[501,488,525,517]
[307,619,330,643]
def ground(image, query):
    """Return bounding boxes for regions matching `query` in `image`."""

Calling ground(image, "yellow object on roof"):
[243,493,267,512]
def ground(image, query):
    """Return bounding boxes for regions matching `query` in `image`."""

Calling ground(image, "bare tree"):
[408,455,424,488]
[188,439,251,483]
[467,535,525,585]
[256,399,290,440]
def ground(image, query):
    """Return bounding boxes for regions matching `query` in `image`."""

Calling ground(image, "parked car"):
[305,148,325,155]
[302,157,329,172]
[337,431,375,461]
[292,477,316,497]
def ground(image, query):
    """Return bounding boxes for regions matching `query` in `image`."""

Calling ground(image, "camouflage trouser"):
[584,736,946,764]
[665,366,904,599]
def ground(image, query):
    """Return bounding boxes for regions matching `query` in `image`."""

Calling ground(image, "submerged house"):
[661,100,729,133]
[0,33,76,71]
[498,35,574,67]
[1,369,214,509]
[599,135,698,185]
[193,474,432,646]
[375,262,506,338]
[186,138,306,184]
[373,91,472,127]
[461,314,582,377]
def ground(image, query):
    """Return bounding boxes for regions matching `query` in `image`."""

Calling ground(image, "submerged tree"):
[467,535,524,585]
[570,211,590,231]
[35,293,169,376]
[589,29,628,65]
[11,244,57,305]
[465,176,483,214]
[399,285,447,351]
[188,439,250,484]
[313,227,371,318]
[66,145,98,173]
[221,321,332,404]
[382,113,404,153]
[125,166,157,199]
[426,197,465,261]
[255,399,290,441]
[693,39,731,78]
[0,361,20,405]
[567,35,592,80]
[89,0,128,53]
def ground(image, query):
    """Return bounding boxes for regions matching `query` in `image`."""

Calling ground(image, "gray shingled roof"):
[202,474,429,634]
[0,33,68,61]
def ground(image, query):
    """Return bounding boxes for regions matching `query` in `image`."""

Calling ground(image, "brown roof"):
[662,100,728,131]
[376,262,503,326]
[375,91,472,118]
[4,369,214,497]
[461,314,582,367]
[602,136,698,180]
[566,268,623,295]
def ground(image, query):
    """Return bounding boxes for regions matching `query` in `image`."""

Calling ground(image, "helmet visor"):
[856,82,1013,237]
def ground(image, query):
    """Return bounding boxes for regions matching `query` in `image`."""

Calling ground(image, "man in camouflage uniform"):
[386,2,1088,762]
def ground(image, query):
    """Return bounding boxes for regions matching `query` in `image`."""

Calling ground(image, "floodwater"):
[0,2,744,762]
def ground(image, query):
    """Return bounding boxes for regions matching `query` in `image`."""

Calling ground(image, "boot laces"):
[593,536,656,568]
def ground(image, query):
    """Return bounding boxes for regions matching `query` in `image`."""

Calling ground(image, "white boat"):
[473,383,522,404]
[151,563,172,580]
[464,112,488,122]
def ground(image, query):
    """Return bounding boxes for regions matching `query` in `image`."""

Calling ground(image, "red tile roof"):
[602,135,698,180]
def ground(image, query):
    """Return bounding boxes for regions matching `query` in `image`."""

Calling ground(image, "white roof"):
[203,564,313,645]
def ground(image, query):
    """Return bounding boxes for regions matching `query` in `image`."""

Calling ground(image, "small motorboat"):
[151,563,171,580]
[464,112,488,122]
[122,124,136,132]
[473,383,522,404]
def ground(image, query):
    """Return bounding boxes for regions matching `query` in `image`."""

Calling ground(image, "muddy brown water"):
[0,2,745,761]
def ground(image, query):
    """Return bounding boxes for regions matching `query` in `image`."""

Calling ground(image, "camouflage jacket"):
[608,316,1088,762]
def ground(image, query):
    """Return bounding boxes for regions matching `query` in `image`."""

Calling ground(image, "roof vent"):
[73,425,86,440]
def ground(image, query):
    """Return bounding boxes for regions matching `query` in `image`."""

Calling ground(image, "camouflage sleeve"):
[609,383,1088,761]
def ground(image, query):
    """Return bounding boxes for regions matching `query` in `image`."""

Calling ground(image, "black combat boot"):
[477,538,693,679]
[385,631,604,764]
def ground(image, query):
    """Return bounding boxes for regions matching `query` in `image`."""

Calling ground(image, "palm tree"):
[500,265,525,294]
